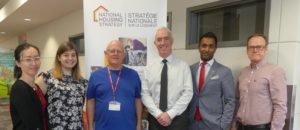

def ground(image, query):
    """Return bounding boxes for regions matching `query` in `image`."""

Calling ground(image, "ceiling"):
[0,0,9,9]
[0,0,83,43]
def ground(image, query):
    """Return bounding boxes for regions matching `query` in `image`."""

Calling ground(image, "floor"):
[0,97,12,130]
[0,97,148,130]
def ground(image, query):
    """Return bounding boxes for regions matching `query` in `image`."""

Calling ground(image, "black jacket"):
[10,79,47,130]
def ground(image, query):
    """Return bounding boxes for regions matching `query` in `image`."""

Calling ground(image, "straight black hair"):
[199,32,218,48]
[14,43,40,79]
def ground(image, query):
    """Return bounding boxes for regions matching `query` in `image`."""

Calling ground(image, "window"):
[186,0,270,49]
[167,12,172,30]
[69,33,84,55]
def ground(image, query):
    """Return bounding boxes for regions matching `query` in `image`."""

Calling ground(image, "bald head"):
[105,40,125,70]
[155,27,173,43]
[106,40,124,51]
[154,27,173,58]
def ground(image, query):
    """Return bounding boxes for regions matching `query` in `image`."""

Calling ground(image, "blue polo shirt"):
[87,66,141,130]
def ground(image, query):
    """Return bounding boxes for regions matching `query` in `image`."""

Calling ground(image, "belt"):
[237,121,271,129]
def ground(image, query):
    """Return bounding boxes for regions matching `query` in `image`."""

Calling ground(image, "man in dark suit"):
[189,32,235,130]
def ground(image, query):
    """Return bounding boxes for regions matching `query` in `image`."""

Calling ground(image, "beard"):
[201,54,213,61]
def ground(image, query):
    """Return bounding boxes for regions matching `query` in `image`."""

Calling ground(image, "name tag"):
[109,101,121,111]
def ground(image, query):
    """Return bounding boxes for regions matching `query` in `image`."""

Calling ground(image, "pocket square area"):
[210,75,219,80]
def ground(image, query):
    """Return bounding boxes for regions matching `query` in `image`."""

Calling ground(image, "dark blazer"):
[10,80,46,130]
[189,61,235,130]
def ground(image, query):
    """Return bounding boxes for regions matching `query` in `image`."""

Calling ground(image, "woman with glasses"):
[10,43,47,130]
[36,41,87,130]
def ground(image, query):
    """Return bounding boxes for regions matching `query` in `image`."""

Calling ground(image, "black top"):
[10,79,47,130]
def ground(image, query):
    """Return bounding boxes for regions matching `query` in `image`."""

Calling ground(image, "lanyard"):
[107,66,122,101]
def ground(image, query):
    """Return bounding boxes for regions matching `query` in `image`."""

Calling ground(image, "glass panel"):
[187,0,267,48]
[69,34,85,55]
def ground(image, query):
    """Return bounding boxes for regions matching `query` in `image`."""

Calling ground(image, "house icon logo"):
[93,5,108,22]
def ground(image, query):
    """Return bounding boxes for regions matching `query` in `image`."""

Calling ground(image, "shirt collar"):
[159,54,174,63]
[199,58,214,66]
[250,58,267,69]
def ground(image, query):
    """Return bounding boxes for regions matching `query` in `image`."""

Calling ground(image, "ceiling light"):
[24,18,31,22]
[0,32,6,34]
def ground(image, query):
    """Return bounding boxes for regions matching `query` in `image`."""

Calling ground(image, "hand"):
[88,126,94,130]
[230,127,237,130]
[157,112,171,126]
[87,123,94,130]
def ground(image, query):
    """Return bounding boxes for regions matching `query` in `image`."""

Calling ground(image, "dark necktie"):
[159,59,168,112]
[195,61,207,121]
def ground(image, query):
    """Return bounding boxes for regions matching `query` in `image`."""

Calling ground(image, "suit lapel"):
[201,61,218,93]
[192,63,200,95]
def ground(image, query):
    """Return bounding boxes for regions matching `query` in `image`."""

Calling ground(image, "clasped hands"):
[157,112,171,127]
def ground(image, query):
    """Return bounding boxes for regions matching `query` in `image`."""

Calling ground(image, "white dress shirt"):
[141,54,193,119]
[197,59,214,85]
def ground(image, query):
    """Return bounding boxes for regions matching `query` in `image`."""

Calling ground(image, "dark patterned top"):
[43,71,88,130]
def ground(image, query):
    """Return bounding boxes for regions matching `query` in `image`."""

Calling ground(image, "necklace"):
[20,78,37,90]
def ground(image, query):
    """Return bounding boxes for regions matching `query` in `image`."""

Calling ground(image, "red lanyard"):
[107,66,122,100]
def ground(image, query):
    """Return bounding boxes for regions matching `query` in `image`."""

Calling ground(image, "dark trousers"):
[237,122,270,130]
[148,110,188,130]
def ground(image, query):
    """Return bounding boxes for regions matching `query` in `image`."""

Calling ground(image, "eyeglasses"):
[106,49,124,54]
[247,45,266,51]
[156,37,171,42]
[21,56,41,63]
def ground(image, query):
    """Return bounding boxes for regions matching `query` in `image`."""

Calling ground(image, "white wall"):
[168,0,300,129]
[26,9,86,78]
[0,9,85,76]
[1,0,299,129]
[0,37,18,50]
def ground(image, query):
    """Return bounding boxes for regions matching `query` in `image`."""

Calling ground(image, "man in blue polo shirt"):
[86,40,142,130]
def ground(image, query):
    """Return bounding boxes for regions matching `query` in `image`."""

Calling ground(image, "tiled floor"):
[0,98,12,130]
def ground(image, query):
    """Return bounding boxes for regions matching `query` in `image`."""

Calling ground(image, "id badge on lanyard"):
[109,100,121,111]
[107,67,122,111]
